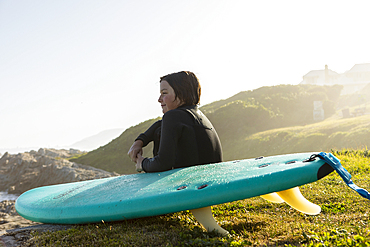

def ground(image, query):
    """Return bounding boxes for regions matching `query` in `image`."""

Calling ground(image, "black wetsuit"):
[135,105,222,173]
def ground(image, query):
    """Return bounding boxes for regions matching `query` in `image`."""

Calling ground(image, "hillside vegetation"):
[72,83,370,174]
[227,114,370,161]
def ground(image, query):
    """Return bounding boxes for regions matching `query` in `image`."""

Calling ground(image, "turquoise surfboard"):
[15,152,334,224]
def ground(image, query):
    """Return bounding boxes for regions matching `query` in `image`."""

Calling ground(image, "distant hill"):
[69,128,125,151]
[0,129,126,155]
[71,118,159,174]
[72,83,370,174]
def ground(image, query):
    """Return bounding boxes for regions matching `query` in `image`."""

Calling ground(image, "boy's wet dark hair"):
[160,71,201,106]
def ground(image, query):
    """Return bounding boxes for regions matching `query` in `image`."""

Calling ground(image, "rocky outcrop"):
[0,148,120,246]
[0,148,119,195]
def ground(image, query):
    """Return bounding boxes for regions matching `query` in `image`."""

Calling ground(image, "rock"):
[37,148,73,158]
[0,200,42,247]
[0,148,120,246]
[0,200,38,231]
[69,148,80,154]
[0,148,119,195]
[0,200,18,216]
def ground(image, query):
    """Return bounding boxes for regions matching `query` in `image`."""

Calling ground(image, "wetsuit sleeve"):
[141,110,186,172]
[135,120,162,147]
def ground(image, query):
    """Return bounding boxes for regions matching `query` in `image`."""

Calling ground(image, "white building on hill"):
[300,63,370,95]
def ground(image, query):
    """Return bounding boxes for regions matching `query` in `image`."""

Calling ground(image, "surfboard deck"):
[15,152,334,224]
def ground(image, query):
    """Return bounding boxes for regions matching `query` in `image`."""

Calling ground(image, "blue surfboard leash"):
[315,152,370,201]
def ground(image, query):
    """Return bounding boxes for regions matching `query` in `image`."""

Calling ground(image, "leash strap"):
[317,152,370,200]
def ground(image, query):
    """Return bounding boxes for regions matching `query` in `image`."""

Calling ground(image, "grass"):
[25,149,370,246]
[67,152,88,161]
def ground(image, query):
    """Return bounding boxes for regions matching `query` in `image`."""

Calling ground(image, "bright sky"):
[1,0,370,151]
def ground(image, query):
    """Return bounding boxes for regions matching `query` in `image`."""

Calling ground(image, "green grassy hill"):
[72,83,370,174]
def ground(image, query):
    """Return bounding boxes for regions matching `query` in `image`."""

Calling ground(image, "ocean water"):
[0,191,19,202]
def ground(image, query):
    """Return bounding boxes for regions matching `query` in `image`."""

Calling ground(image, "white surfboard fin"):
[276,187,321,215]
[260,192,285,203]
[190,206,229,236]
